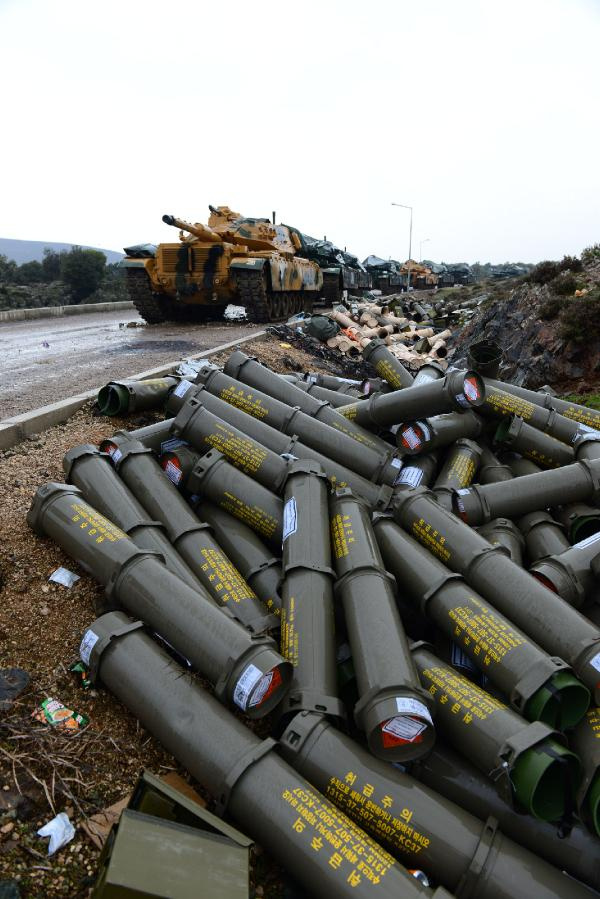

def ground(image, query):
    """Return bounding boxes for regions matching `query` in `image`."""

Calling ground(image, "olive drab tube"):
[494,416,575,468]
[480,383,587,446]
[195,501,283,614]
[279,461,344,720]
[329,489,435,761]
[571,708,600,836]
[28,486,290,717]
[63,444,201,591]
[393,486,600,704]
[111,439,278,633]
[393,453,439,490]
[410,644,580,821]
[179,449,284,545]
[477,518,525,566]
[293,380,362,408]
[337,370,485,431]
[101,419,176,455]
[412,743,600,893]
[171,396,290,493]
[396,411,483,455]
[554,502,600,543]
[432,439,482,492]
[307,372,362,392]
[478,446,514,484]
[451,458,600,526]
[575,433,600,462]
[411,362,446,387]
[279,712,596,899]
[466,340,503,378]
[222,351,394,454]
[97,376,179,416]
[361,338,414,389]
[172,385,393,509]
[372,516,579,727]
[505,455,542,477]
[518,511,570,563]
[530,533,600,608]
[194,366,401,484]
[483,377,600,430]
[83,611,450,899]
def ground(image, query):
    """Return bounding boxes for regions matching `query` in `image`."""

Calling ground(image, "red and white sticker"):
[162,456,182,485]
[381,698,432,747]
[463,377,481,403]
[401,427,422,451]
[382,716,427,746]
[233,664,282,710]
[250,666,283,708]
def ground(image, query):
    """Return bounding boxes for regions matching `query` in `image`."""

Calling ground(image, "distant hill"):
[0,238,124,266]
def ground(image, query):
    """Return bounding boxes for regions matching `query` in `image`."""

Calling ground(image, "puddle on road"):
[104,339,198,354]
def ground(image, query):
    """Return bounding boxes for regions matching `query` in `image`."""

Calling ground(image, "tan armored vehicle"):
[122,206,323,324]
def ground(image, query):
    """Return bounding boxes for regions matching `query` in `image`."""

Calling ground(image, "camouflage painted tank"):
[122,206,323,324]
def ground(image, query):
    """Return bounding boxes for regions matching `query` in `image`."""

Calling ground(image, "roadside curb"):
[0,329,266,451]
[0,300,135,323]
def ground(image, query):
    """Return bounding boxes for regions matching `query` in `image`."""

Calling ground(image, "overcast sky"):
[1,0,599,264]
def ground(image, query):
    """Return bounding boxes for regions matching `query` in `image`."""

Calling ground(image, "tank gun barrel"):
[162,214,222,243]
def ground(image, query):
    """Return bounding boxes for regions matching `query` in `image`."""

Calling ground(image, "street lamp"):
[419,238,431,262]
[391,202,413,291]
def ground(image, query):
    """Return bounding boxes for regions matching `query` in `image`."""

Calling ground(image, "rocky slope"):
[454,247,600,391]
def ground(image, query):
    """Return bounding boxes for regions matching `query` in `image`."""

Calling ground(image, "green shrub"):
[558,289,600,342]
[529,260,560,285]
[550,272,578,296]
[558,254,583,273]
[539,296,567,319]
[582,244,600,266]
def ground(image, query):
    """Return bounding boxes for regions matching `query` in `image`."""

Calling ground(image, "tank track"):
[125,269,168,324]
[236,269,315,323]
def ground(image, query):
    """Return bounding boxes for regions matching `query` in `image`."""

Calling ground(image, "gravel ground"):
[0,310,262,419]
[0,335,328,898]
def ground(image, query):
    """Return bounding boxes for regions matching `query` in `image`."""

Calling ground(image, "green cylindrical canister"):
[330,489,435,761]
[412,743,600,893]
[28,486,290,717]
[83,610,448,899]
[374,516,576,725]
[279,461,344,721]
[411,644,580,821]
[393,486,598,707]
[279,711,596,899]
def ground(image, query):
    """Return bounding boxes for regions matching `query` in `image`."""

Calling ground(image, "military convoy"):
[122,205,473,324]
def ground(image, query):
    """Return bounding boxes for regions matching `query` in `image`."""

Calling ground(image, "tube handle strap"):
[455,816,499,899]
[509,656,568,713]
[88,620,145,683]
[490,721,556,805]
[215,738,277,815]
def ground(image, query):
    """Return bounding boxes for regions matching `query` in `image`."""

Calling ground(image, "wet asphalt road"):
[0,309,263,419]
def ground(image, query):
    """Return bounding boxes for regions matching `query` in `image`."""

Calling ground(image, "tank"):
[121,205,323,324]
[301,237,372,304]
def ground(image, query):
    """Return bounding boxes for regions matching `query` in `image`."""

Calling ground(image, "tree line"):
[0,247,125,304]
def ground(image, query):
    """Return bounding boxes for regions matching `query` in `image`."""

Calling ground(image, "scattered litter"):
[49,566,80,588]
[69,661,92,690]
[42,341,50,348]
[32,697,89,730]
[37,812,75,856]
[0,668,30,710]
